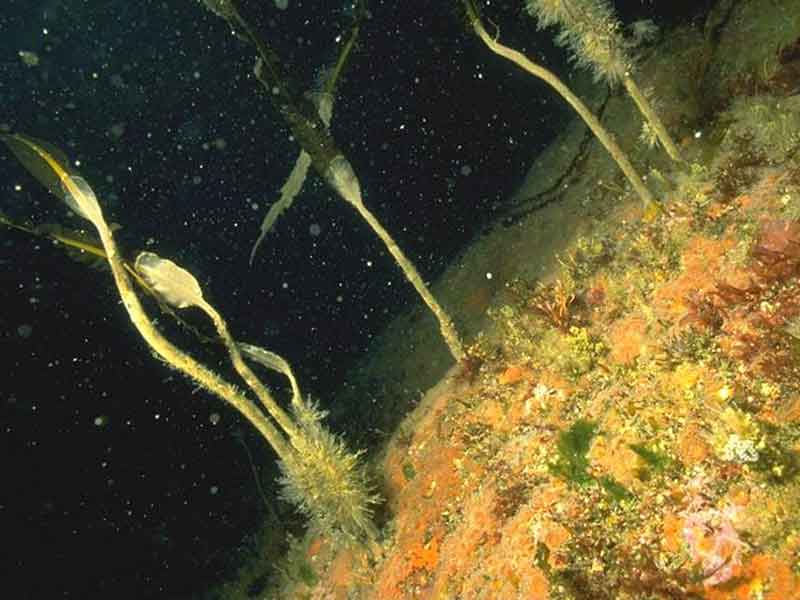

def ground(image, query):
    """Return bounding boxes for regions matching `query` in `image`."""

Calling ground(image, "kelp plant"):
[1,132,381,548]
[526,0,683,163]
[461,0,659,211]
[196,0,466,362]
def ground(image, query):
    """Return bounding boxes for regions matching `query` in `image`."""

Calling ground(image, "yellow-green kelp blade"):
[1,133,73,202]
[0,133,103,225]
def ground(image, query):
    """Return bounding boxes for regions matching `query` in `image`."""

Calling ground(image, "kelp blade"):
[1,133,103,224]
[62,174,103,224]
[1,133,73,203]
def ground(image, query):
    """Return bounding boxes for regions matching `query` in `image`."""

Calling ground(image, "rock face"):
[266,1,800,597]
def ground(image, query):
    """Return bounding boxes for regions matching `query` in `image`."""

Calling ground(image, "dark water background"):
[0,0,712,597]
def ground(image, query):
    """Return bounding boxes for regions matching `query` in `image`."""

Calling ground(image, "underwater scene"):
[2,0,800,598]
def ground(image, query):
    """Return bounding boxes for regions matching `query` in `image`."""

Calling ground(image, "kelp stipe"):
[461,0,659,211]
[1,133,381,548]
[526,0,683,163]
[197,0,467,362]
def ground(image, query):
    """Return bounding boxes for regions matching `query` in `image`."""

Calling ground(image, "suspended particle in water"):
[18,50,39,67]
[109,123,126,139]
